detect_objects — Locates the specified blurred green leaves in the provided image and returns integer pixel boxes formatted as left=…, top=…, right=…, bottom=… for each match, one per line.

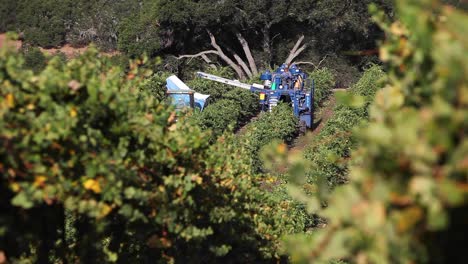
left=0, top=40, right=302, bottom=262
left=282, top=1, right=468, bottom=263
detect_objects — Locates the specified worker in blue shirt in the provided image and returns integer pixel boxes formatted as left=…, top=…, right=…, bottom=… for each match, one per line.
left=281, top=64, right=293, bottom=89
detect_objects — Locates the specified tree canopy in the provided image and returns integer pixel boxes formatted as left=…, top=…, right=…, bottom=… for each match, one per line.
left=1, top=0, right=393, bottom=82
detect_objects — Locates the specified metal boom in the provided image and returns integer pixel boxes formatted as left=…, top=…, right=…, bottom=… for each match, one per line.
left=196, top=72, right=264, bottom=90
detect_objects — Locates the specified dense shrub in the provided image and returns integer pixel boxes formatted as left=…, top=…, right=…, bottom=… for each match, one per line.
left=106, top=54, right=131, bottom=72
left=193, top=99, right=242, bottom=139
left=190, top=67, right=259, bottom=140
left=138, top=73, right=168, bottom=103
left=188, top=67, right=236, bottom=102
left=308, top=67, right=336, bottom=106
left=0, top=0, right=17, bottom=32
left=283, top=1, right=468, bottom=262
left=238, top=103, right=299, bottom=173
left=223, top=89, right=259, bottom=124
left=15, top=0, right=72, bottom=48
left=303, top=65, right=384, bottom=187
left=21, top=47, right=47, bottom=73
left=0, top=46, right=300, bottom=263
left=118, top=15, right=161, bottom=57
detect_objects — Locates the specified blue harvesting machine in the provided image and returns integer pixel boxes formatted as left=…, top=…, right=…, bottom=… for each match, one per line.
left=196, top=63, right=315, bottom=131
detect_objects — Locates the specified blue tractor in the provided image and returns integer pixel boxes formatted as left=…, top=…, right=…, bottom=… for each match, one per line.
left=196, top=63, right=315, bottom=132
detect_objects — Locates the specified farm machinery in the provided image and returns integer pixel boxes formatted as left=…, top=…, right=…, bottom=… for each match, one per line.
left=165, top=63, right=315, bottom=130
left=196, top=64, right=315, bottom=130
left=165, top=75, right=210, bottom=111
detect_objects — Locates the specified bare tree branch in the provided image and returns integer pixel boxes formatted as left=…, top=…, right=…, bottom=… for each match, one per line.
left=271, top=33, right=281, bottom=43
left=316, top=54, right=328, bottom=68
left=177, top=50, right=218, bottom=60
left=233, top=54, right=253, bottom=78
left=285, top=44, right=307, bottom=65
left=176, top=32, right=259, bottom=79
left=291, top=35, right=305, bottom=54
left=285, top=35, right=305, bottom=64
left=236, top=32, right=258, bottom=76
left=225, top=45, right=253, bottom=78
left=201, top=54, right=217, bottom=69
left=208, top=31, right=245, bottom=79
left=295, top=54, right=329, bottom=70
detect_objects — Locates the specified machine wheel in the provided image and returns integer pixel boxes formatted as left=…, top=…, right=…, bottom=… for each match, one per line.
left=299, top=120, right=307, bottom=135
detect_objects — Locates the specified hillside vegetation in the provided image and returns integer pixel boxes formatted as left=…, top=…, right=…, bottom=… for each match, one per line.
left=0, top=0, right=467, bottom=263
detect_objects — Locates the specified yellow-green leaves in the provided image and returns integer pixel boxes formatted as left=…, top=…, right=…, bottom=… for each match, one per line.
left=83, top=179, right=102, bottom=194
left=0, top=39, right=301, bottom=262
left=284, top=1, right=468, bottom=263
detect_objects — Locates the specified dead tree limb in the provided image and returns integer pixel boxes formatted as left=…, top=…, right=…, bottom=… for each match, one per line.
left=177, top=50, right=218, bottom=60
left=225, top=45, right=253, bottom=78
left=176, top=32, right=259, bottom=79
left=233, top=53, right=253, bottom=78
left=285, top=35, right=307, bottom=64
left=201, top=54, right=217, bottom=69
left=295, top=54, right=329, bottom=69
left=208, top=31, right=245, bottom=79
left=290, top=35, right=305, bottom=55
left=236, top=32, right=258, bottom=76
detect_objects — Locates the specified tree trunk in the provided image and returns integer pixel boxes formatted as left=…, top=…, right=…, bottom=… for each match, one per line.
left=208, top=31, right=246, bottom=79
left=201, top=54, right=217, bottom=69
left=262, top=23, right=272, bottom=68
left=285, top=35, right=307, bottom=64
left=236, top=32, right=258, bottom=76
left=233, top=53, right=253, bottom=78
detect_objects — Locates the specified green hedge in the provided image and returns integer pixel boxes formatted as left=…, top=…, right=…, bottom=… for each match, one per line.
left=193, top=99, right=242, bottom=139
left=238, top=103, right=299, bottom=173
left=138, top=73, right=168, bottom=103
left=284, top=2, right=468, bottom=262
left=187, top=68, right=237, bottom=102
left=189, top=68, right=259, bottom=140
left=21, top=47, right=47, bottom=73
left=303, top=65, right=384, bottom=187
left=0, top=46, right=299, bottom=262
left=309, top=67, right=336, bottom=106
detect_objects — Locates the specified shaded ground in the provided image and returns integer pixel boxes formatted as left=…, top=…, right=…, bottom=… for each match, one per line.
left=260, top=90, right=343, bottom=191
left=289, top=88, right=345, bottom=153
left=235, top=114, right=261, bottom=135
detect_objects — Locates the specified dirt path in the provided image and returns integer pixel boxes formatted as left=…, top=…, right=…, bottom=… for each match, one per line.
left=288, top=88, right=345, bottom=153
left=0, top=33, right=22, bottom=50
left=0, top=33, right=118, bottom=58
left=235, top=114, right=261, bottom=135
left=260, top=90, right=344, bottom=190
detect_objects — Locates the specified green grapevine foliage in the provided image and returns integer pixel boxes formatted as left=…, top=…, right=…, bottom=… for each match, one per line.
left=304, top=65, right=384, bottom=187
left=283, top=1, right=468, bottom=263
left=0, top=44, right=299, bottom=263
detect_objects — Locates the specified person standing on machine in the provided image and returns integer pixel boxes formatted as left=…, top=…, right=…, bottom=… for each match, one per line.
left=281, top=64, right=293, bottom=89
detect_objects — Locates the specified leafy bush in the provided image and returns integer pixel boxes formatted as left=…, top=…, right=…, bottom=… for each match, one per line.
left=190, top=67, right=259, bottom=140
left=188, top=67, right=236, bottom=102
left=223, top=89, right=259, bottom=124
left=21, top=47, right=47, bottom=73
left=193, top=99, right=242, bottom=139
left=283, top=1, right=468, bottom=262
left=107, top=54, right=131, bottom=72
left=304, top=65, right=384, bottom=187
left=138, top=73, right=168, bottom=103
left=239, top=103, right=299, bottom=173
left=118, top=15, right=161, bottom=57
left=0, top=45, right=300, bottom=263
left=15, top=0, right=72, bottom=48
left=309, top=67, right=336, bottom=105
left=0, top=0, right=17, bottom=32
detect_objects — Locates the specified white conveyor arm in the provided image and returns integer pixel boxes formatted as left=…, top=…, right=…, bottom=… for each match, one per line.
left=196, top=72, right=252, bottom=90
